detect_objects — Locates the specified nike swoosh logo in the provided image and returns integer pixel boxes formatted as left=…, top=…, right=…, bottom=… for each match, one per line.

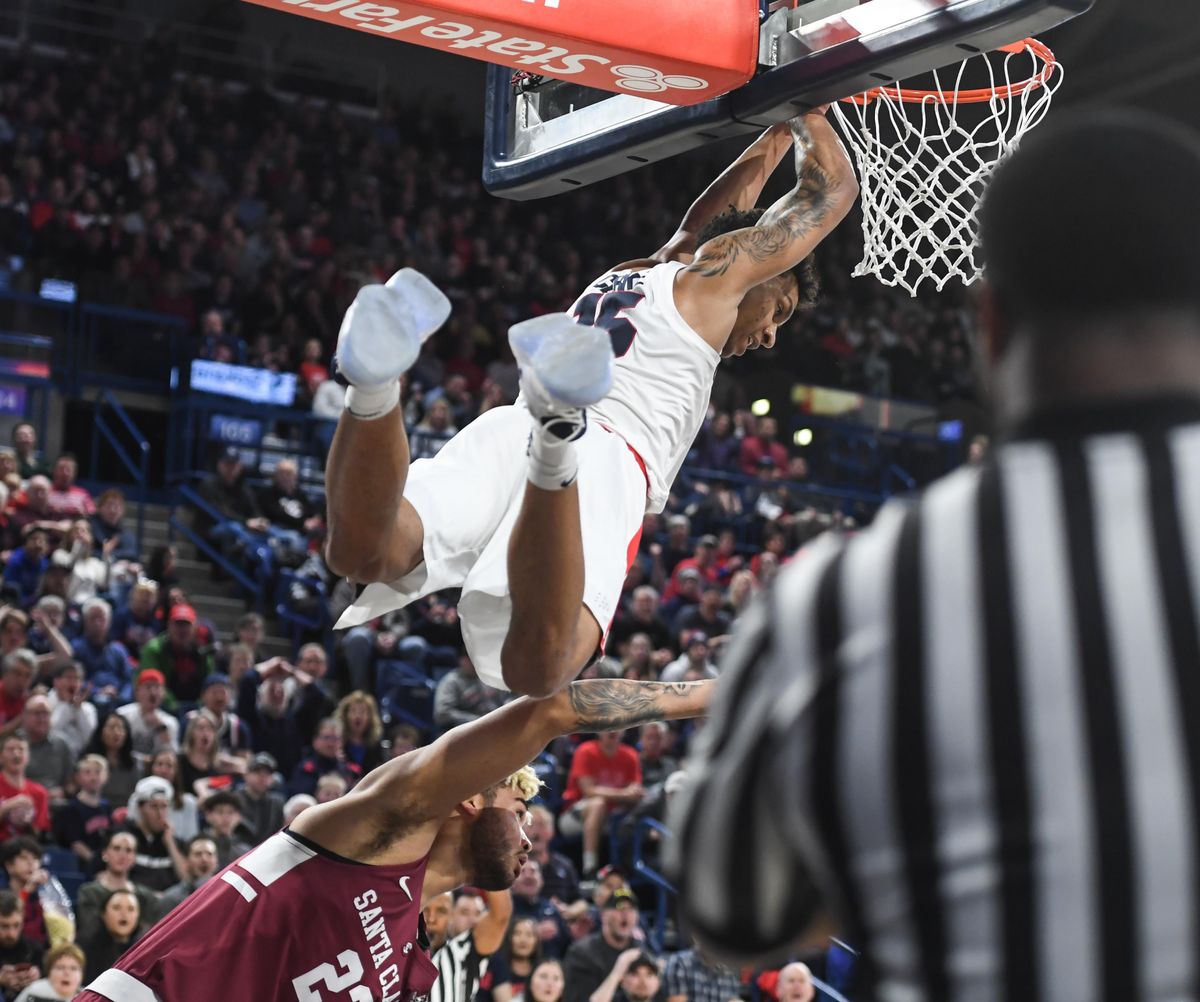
left=398, top=876, right=413, bottom=901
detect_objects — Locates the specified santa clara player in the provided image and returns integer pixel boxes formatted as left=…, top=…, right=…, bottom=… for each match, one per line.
left=79, top=675, right=710, bottom=1002
left=329, top=110, right=857, bottom=699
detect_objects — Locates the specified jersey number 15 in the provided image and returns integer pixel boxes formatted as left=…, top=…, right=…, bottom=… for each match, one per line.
left=573, top=290, right=645, bottom=358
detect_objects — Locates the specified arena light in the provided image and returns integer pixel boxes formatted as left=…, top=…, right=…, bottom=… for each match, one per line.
left=751, top=399, right=771, bottom=417
left=794, top=428, right=814, bottom=447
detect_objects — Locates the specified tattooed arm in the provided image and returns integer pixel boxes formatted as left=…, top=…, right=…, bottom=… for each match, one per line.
left=611, top=125, right=796, bottom=273
left=656, top=124, right=797, bottom=264
left=674, top=111, right=858, bottom=351
left=552, top=678, right=712, bottom=735
left=325, top=678, right=714, bottom=840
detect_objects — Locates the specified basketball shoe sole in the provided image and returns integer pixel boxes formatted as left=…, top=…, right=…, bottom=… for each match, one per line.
left=334, top=268, right=451, bottom=388
left=509, top=313, right=614, bottom=415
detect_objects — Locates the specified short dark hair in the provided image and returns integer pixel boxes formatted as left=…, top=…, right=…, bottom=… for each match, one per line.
left=104, top=829, right=136, bottom=850
left=0, top=890, right=21, bottom=917
left=0, top=837, right=41, bottom=868
left=696, top=207, right=820, bottom=312
left=202, top=791, right=241, bottom=814
left=56, top=661, right=84, bottom=679
left=981, top=109, right=1200, bottom=330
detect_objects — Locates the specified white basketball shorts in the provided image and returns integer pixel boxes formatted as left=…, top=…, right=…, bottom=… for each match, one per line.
left=334, top=404, right=648, bottom=690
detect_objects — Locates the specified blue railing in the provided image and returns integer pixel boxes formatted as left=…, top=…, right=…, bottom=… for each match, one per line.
left=0, top=288, right=185, bottom=396
left=274, top=568, right=332, bottom=657
left=77, top=303, right=185, bottom=396
left=630, top=817, right=676, bottom=953
left=169, top=484, right=260, bottom=598
left=90, top=390, right=150, bottom=555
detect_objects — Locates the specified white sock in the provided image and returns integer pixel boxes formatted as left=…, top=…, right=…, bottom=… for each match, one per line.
left=344, top=381, right=400, bottom=421
left=526, top=423, right=580, bottom=491
left=583, top=851, right=599, bottom=874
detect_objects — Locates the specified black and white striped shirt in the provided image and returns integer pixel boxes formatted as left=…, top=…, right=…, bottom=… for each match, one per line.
left=670, top=399, right=1200, bottom=1002
left=431, top=928, right=488, bottom=1002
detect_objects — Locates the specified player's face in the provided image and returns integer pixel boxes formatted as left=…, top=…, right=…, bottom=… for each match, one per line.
left=724, top=275, right=797, bottom=358
left=466, top=792, right=531, bottom=891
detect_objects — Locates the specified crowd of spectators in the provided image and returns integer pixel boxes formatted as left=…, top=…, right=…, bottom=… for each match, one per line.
left=0, top=27, right=990, bottom=1001
left=0, top=410, right=838, bottom=998
left=0, top=39, right=980, bottom=411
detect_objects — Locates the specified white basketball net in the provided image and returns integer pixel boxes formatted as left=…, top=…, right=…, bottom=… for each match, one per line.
left=831, top=40, right=1062, bottom=296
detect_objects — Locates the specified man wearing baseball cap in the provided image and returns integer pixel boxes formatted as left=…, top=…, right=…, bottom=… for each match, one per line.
left=235, top=753, right=284, bottom=846
left=125, top=776, right=187, bottom=892
left=137, top=604, right=214, bottom=707
left=116, top=669, right=179, bottom=756
left=662, top=534, right=721, bottom=604
left=659, top=632, right=718, bottom=684
left=564, top=888, right=651, bottom=1002
left=591, top=949, right=665, bottom=1002
left=196, top=447, right=270, bottom=558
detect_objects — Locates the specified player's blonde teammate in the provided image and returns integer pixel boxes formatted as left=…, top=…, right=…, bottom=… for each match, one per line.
left=328, top=110, right=857, bottom=698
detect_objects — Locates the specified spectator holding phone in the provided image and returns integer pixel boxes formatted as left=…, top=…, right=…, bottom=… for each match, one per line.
left=0, top=890, right=41, bottom=999
left=12, top=941, right=85, bottom=1002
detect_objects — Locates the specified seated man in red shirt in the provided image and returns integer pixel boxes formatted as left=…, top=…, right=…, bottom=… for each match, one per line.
left=559, top=729, right=644, bottom=877
left=661, top=536, right=721, bottom=605
left=738, top=416, right=789, bottom=477
left=0, top=734, right=50, bottom=842
left=46, top=454, right=96, bottom=519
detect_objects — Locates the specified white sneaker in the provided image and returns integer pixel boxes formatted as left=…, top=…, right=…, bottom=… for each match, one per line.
left=509, top=313, right=614, bottom=415
left=334, top=269, right=451, bottom=388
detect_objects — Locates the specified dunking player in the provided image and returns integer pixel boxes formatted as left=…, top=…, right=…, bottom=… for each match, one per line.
left=329, top=110, right=857, bottom=698
left=79, top=676, right=710, bottom=1002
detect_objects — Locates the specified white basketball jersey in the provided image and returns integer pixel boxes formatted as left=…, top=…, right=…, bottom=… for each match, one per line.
left=569, top=261, right=720, bottom=513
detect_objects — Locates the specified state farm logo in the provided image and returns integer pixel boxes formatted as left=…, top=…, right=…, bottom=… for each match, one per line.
left=611, top=65, right=708, bottom=94
left=275, top=2, right=710, bottom=93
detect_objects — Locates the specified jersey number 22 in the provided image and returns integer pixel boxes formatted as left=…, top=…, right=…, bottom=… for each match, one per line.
left=292, top=950, right=372, bottom=1002
left=573, top=291, right=645, bottom=358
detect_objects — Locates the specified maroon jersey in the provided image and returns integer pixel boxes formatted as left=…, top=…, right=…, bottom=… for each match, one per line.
left=81, top=829, right=438, bottom=1002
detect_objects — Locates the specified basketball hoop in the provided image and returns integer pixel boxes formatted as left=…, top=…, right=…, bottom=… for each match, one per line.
left=831, top=39, right=1062, bottom=296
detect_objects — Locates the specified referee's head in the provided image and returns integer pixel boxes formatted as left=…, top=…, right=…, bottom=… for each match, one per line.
left=979, top=109, right=1200, bottom=420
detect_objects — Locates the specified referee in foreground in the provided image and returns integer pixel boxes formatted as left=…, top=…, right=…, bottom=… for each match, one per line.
left=670, top=110, right=1200, bottom=1002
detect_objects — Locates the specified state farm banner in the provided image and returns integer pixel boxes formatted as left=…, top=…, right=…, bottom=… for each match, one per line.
left=244, top=0, right=759, bottom=105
